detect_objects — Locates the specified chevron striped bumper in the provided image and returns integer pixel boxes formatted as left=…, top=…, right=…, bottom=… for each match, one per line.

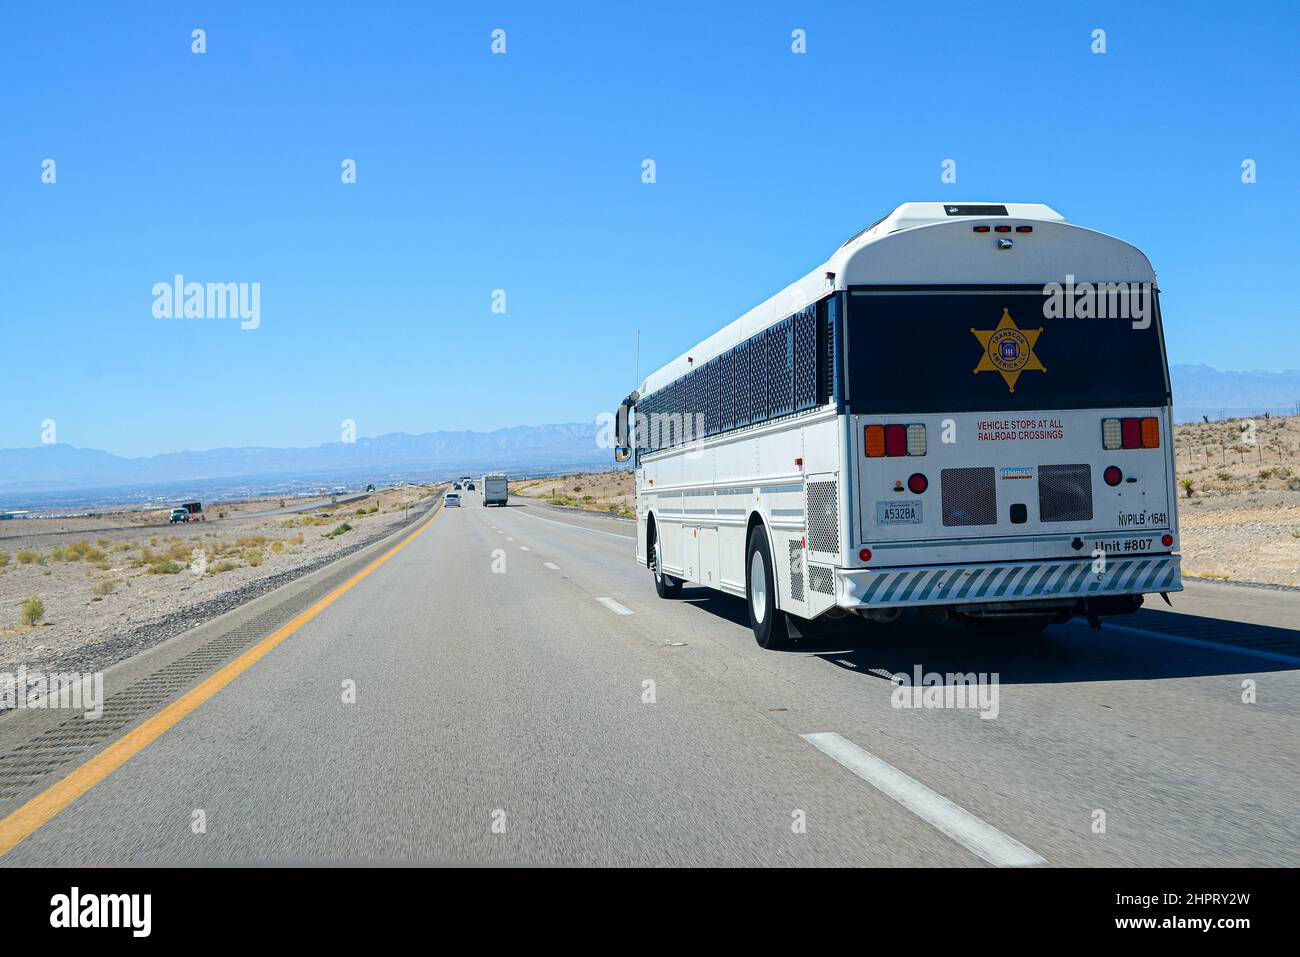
left=841, top=555, right=1182, bottom=609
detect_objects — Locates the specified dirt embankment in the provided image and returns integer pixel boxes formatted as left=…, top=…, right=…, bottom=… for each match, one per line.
left=511, top=472, right=634, bottom=518
left=1172, top=416, right=1300, bottom=585
left=0, top=486, right=440, bottom=673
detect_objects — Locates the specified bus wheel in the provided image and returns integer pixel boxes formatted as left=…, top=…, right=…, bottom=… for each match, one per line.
left=651, top=527, right=681, bottom=598
left=746, top=527, right=791, bottom=650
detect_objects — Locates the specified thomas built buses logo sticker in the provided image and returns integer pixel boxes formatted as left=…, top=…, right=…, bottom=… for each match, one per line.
left=970, top=308, right=1045, bottom=392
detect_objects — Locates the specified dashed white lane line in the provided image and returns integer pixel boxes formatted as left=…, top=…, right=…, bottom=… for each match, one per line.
left=519, top=546, right=531, bottom=551
left=801, top=732, right=1046, bottom=868
left=544, top=562, right=560, bottom=570
left=595, top=597, right=634, bottom=616
left=513, top=507, right=635, bottom=540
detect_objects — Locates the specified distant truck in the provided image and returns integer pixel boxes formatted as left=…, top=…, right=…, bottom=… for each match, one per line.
left=483, top=473, right=508, bottom=507
left=171, top=501, right=204, bottom=523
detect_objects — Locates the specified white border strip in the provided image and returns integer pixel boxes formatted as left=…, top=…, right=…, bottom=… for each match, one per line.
left=802, top=732, right=1046, bottom=868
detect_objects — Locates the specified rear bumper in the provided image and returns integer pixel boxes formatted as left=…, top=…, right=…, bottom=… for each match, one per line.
left=839, top=554, right=1181, bottom=609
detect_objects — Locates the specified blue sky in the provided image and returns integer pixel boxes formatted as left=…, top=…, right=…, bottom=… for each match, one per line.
left=2, top=1, right=1296, bottom=457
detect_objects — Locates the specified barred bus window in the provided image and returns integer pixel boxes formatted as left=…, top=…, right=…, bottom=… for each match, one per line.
left=720, top=348, right=734, bottom=431
left=770, top=316, right=795, bottom=419
left=794, top=304, right=818, bottom=412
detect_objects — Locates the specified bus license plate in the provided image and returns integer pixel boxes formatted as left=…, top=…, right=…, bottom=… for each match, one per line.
left=876, top=500, right=923, bottom=525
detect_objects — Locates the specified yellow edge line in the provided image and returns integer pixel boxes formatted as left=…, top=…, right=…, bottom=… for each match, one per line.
left=0, top=504, right=441, bottom=859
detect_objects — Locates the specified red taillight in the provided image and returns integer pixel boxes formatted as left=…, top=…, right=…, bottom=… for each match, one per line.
left=865, top=423, right=925, bottom=457
left=907, top=473, right=928, bottom=494
left=1161, top=534, right=1174, bottom=547
left=1015, top=225, right=1032, bottom=233
left=1120, top=417, right=1142, bottom=449
left=884, top=424, right=906, bottom=457
left=1104, top=466, right=1123, bottom=486
left=994, top=224, right=1011, bottom=233
left=973, top=225, right=990, bottom=233
left=859, top=548, right=872, bottom=562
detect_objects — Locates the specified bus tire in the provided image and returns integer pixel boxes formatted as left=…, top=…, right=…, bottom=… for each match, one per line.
left=746, top=526, right=791, bottom=650
left=650, top=524, right=681, bottom=598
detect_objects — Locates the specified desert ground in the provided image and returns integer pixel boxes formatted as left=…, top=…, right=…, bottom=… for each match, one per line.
left=512, top=415, right=1300, bottom=587
left=0, top=485, right=439, bottom=676
left=511, top=472, right=635, bottom=518
left=1171, top=414, right=1300, bottom=584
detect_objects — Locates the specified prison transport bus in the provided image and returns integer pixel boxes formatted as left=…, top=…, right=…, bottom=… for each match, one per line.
left=612, top=202, right=1181, bottom=648
left=483, top=472, right=509, bottom=507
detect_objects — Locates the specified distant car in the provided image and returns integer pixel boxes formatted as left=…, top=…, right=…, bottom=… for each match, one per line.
left=169, top=508, right=190, bottom=523
left=445, top=493, right=461, bottom=507
left=467, top=482, right=475, bottom=490
left=365, top=483, right=375, bottom=492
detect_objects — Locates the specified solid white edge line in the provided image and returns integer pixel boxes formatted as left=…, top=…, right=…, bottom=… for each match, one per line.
left=595, top=597, right=634, bottom=616
left=801, top=732, right=1046, bottom=868
left=513, top=507, right=635, bottom=540
left=1100, top=622, right=1300, bottom=667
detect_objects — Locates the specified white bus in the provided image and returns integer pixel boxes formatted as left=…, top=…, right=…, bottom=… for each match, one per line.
left=483, top=472, right=509, bottom=507
left=613, top=202, right=1181, bottom=648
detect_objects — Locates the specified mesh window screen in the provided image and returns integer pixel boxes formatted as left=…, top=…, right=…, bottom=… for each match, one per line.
left=941, top=467, right=997, bottom=526
left=719, top=349, right=734, bottom=432
left=712, top=356, right=722, bottom=436
left=769, top=318, right=794, bottom=418
left=734, top=340, right=752, bottom=427
left=793, top=306, right=818, bottom=411
left=1038, top=464, right=1094, bottom=523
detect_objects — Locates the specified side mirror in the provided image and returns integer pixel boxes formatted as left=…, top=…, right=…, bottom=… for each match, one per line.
left=613, top=398, right=635, bottom=462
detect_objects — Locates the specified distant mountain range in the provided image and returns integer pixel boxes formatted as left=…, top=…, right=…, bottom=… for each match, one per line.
left=0, top=422, right=611, bottom=501
left=0, top=365, right=1296, bottom=505
left=1169, top=365, right=1300, bottom=421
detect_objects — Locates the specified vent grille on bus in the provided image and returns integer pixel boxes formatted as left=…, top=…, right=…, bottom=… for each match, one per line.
left=809, top=565, right=835, bottom=595
left=941, top=467, right=997, bottom=526
left=788, top=540, right=805, bottom=602
left=1038, top=464, right=1094, bottom=523
left=806, top=481, right=839, bottom=554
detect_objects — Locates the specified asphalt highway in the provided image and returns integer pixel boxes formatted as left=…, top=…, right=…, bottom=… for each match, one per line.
left=3, top=493, right=1296, bottom=866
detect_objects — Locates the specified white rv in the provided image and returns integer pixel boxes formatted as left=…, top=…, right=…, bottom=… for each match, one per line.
left=613, top=202, right=1180, bottom=647
left=483, top=473, right=508, bottom=507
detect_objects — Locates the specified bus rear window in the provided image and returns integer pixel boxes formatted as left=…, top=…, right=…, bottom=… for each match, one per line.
left=845, top=288, right=1169, bottom=414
